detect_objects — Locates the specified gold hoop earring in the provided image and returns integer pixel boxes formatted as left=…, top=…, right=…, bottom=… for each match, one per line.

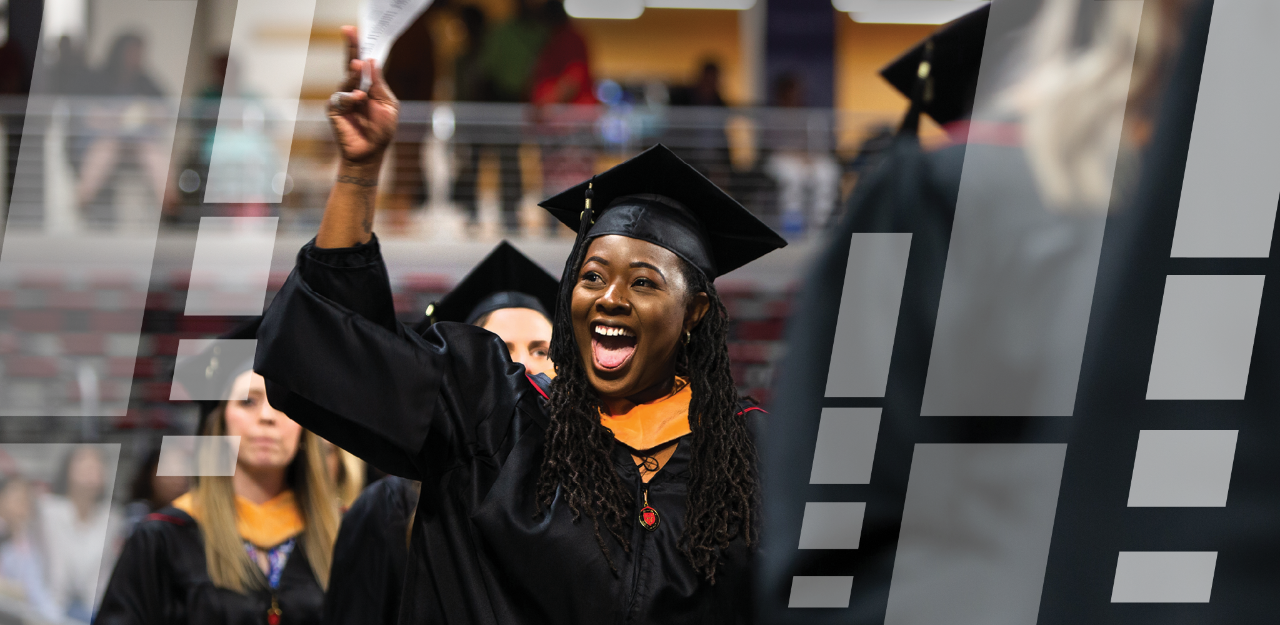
left=683, top=330, right=691, bottom=345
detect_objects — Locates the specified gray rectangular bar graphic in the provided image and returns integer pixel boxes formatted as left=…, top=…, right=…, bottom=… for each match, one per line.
left=1128, top=430, right=1238, bottom=507
left=1146, top=275, right=1264, bottom=400
left=1170, top=0, right=1280, bottom=257
left=789, top=576, right=854, bottom=608
left=884, top=444, right=1067, bottom=625
left=798, top=502, right=867, bottom=549
left=825, top=233, right=912, bottom=397
left=1111, top=552, right=1217, bottom=603
left=810, top=408, right=881, bottom=484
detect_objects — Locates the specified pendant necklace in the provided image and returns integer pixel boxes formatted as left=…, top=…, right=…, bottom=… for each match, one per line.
left=267, top=595, right=282, bottom=625
left=638, top=488, right=660, bottom=531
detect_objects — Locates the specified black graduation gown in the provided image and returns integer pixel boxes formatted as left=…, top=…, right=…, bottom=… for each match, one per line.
left=322, top=476, right=419, bottom=625
left=255, top=237, right=758, bottom=625
left=96, top=508, right=324, bottom=625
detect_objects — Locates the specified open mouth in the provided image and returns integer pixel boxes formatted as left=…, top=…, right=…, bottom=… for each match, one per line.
left=591, top=322, right=637, bottom=371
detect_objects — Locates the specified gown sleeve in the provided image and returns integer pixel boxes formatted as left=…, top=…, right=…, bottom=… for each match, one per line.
left=95, top=520, right=177, bottom=625
left=255, top=236, right=535, bottom=480
left=323, top=477, right=418, bottom=625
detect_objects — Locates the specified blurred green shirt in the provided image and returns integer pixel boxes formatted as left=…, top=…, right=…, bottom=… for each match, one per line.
left=478, top=18, right=550, bottom=102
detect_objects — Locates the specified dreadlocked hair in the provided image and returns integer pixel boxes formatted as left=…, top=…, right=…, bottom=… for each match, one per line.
left=534, top=239, right=759, bottom=583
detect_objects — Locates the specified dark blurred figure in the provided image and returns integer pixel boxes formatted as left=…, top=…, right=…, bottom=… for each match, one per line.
left=454, top=6, right=488, bottom=102
left=0, top=36, right=28, bottom=208
left=666, top=59, right=732, bottom=194
left=122, top=448, right=190, bottom=535
left=75, top=34, right=174, bottom=224
left=455, top=0, right=549, bottom=233
left=765, top=72, right=838, bottom=235
left=531, top=0, right=595, bottom=212
left=382, top=11, right=436, bottom=233
left=669, top=60, right=726, bottom=107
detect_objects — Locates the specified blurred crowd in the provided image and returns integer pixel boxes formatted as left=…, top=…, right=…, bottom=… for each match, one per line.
left=0, top=0, right=888, bottom=240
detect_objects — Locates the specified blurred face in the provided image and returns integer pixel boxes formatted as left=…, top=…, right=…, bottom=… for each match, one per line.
left=223, top=371, right=302, bottom=473
left=150, top=474, right=190, bottom=508
left=0, top=480, right=33, bottom=528
left=67, top=447, right=105, bottom=501
left=572, top=235, right=708, bottom=400
left=482, top=307, right=554, bottom=376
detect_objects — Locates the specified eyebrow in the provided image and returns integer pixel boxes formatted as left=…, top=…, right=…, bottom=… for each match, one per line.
left=584, top=256, right=667, bottom=281
left=630, top=261, right=666, bottom=281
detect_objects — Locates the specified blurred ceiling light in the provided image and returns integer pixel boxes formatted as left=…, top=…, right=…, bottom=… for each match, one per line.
left=833, top=0, right=989, bottom=25
left=566, top=0, right=645, bottom=19
left=645, top=0, right=756, bottom=9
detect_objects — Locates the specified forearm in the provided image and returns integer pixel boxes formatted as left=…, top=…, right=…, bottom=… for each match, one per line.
left=317, top=159, right=383, bottom=249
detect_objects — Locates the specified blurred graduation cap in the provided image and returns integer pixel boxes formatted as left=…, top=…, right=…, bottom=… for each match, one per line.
left=169, top=317, right=261, bottom=427
left=880, top=3, right=989, bottom=126
left=539, top=144, right=786, bottom=280
left=416, top=241, right=559, bottom=332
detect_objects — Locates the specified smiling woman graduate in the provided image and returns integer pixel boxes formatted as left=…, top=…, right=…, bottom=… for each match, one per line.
left=254, top=26, right=785, bottom=625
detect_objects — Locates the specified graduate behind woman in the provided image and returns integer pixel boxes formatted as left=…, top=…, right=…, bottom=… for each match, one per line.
left=256, top=25, right=785, bottom=624
left=322, top=240, right=558, bottom=625
left=98, top=319, right=339, bottom=625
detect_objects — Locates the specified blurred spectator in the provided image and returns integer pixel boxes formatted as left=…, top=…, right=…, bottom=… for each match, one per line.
left=531, top=0, right=596, bottom=208
left=0, top=36, right=28, bottom=209
left=40, top=446, right=122, bottom=622
left=530, top=0, right=593, bottom=106
left=0, top=475, right=62, bottom=623
left=478, top=0, right=550, bottom=104
left=667, top=58, right=732, bottom=190
left=382, top=11, right=436, bottom=231
left=122, top=449, right=189, bottom=535
left=196, top=53, right=281, bottom=215
left=74, top=33, right=176, bottom=224
left=50, top=36, right=90, bottom=96
left=669, top=61, right=726, bottom=107
left=459, top=0, right=549, bottom=232
left=453, top=6, right=489, bottom=102
left=765, top=73, right=839, bottom=236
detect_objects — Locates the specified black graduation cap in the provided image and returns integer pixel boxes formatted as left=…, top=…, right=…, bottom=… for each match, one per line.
left=169, top=317, right=261, bottom=427
left=416, top=241, right=559, bottom=332
left=879, top=3, right=989, bottom=126
left=539, top=144, right=786, bottom=280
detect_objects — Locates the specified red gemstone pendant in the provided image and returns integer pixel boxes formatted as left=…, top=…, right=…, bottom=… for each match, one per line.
left=267, top=596, right=282, bottom=625
left=638, top=489, right=660, bottom=531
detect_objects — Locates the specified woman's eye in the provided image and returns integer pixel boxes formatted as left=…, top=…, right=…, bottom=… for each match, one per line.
left=532, top=348, right=549, bottom=358
left=634, top=277, right=656, bottom=289
left=581, top=271, right=601, bottom=283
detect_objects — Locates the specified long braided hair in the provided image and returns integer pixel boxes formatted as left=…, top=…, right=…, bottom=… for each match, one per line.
left=534, top=230, right=759, bottom=583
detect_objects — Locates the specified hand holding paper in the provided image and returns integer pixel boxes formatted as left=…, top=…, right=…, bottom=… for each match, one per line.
left=357, top=0, right=434, bottom=90
left=328, top=26, right=400, bottom=165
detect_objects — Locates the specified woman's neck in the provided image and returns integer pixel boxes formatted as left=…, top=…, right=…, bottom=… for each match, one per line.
left=232, top=465, right=287, bottom=505
left=602, top=376, right=676, bottom=415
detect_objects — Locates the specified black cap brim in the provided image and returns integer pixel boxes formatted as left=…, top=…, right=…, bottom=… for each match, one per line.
left=416, top=241, right=559, bottom=333
left=538, top=144, right=786, bottom=278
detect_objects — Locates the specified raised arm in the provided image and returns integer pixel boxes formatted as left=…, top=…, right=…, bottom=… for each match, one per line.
left=317, top=25, right=400, bottom=249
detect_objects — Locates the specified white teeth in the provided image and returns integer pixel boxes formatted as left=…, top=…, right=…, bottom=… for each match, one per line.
left=594, top=325, right=634, bottom=338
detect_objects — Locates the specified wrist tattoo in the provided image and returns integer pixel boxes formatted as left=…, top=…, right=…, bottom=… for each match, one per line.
left=336, top=175, right=379, bottom=187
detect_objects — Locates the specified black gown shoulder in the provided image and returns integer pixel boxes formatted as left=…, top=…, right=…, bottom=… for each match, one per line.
left=97, top=508, right=324, bottom=625
left=255, top=237, right=762, bottom=625
left=323, top=476, right=420, bottom=625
